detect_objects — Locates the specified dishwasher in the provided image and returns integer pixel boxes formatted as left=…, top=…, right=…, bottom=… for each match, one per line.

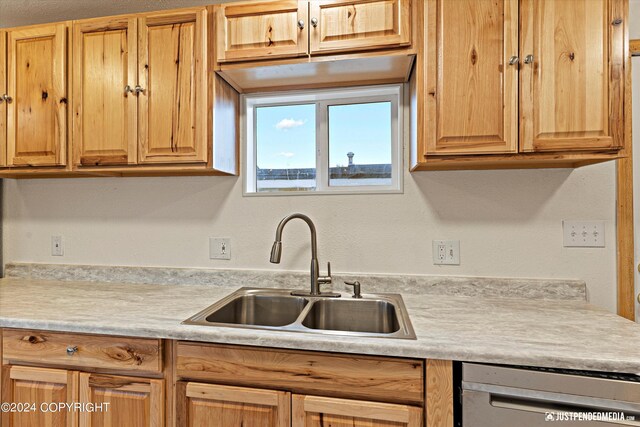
left=462, top=363, right=640, bottom=426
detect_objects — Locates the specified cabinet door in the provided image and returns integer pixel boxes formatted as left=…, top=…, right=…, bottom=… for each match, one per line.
left=79, top=373, right=163, bottom=427
left=72, top=16, right=137, bottom=166
left=215, top=1, right=308, bottom=63
left=425, top=0, right=518, bottom=155
left=292, top=394, right=422, bottom=427
left=520, top=0, right=625, bottom=152
left=177, top=382, right=290, bottom=427
left=0, top=31, right=6, bottom=167
left=6, top=23, right=67, bottom=166
left=309, top=0, right=411, bottom=55
left=138, top=9, right=207, bottom=164
left=3, top=366, right=78, bottom=427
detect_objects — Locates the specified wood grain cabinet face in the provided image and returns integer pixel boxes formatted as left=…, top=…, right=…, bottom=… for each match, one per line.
left=425, top=0, right=518, bottom=155
left=215, top=1, right=309, bottom=62
left=138, top=9, right=207, bottom=164
left=520, top=0, right=625, bottom=152
left=0, top=31, right=6, bottom=167
left=6, top=24, right=67, bottom=167
left=177, top=382, right=291, bottom=427
left=309, top=0, right=412, bottom=55
left=79, top=373, right=164, bottom=427
left=292, top=395, right=423, bottom=427
left=72, top=17, right=138, bottom=166
left=3, top=366, right=78, bottom=427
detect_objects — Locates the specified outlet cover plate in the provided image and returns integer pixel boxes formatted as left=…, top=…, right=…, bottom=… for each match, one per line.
left=432, top=240, right=460, bottom=265
left=210, top=237, right=231, bottom=260
left=562, top=221, right=605, bottom=248
left=51, top=236, right=64, bottom=256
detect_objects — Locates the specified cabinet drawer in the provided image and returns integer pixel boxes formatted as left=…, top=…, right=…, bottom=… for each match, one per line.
left=2, top=329, right=162, bottom=373
left=176, top=342, right=424, bottom=405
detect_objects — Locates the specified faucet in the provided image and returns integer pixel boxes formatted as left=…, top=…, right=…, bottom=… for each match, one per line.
left=270, top=213, right=340, bottom=297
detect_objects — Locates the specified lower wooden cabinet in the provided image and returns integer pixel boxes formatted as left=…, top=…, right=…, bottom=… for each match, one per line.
left=292, top=394, right=423, bottom=427
left=1, top=365, right=164, bottom=427
left=177, top=382, right=290, bottom=427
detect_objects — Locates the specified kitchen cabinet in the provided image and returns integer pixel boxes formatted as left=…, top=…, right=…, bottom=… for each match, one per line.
left=215, top=0, right=411, bottom=63
left=73, top=8, right=208, bottom=167
left=0, top=31, right=6, bottom=167
left=292, top=394, right=422, bottom=427
left=79, top=373, right=164, bottom=427
left=177, top=382, right=290, bottom=427
left=411, top=0, right=628, bottom=170
left=3, top=23, right=67, bottom=167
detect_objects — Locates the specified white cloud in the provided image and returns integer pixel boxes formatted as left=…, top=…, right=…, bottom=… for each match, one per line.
left=277, top=152, right=295, bottom=158
left=275, top=118, right=306, bottom=130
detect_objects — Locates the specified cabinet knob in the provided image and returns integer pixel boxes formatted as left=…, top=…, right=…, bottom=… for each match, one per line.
left=124, top=85, right=134, bottom=95
left=311, top=17, right=318, bottom=28
left=508, top=55, right=519, bottom=66
left=298, top=20, right=305, bottom=29
left=134, top=85, right=145, bottom=95
left=524, top=54, right=534, bottom=65
left=1, top=94, right=12, bottom=103
left=66, top=345, right=78, bottom=356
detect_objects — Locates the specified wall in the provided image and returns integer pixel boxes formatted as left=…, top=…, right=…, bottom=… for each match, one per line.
left=0, top=0, right=618, bottom=312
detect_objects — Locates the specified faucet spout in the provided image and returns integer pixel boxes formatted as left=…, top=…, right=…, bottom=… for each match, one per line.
left=269, top=213, right=339, bottom=298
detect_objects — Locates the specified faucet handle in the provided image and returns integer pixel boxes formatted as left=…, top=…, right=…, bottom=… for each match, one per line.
left=327, top=262, right=331, bottom=277
left=344, top=281, right=362, bottom=298
left=318, top=262, right=332, bottom=284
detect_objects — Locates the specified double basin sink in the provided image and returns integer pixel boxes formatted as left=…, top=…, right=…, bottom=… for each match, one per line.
left=183, top=287, right=416, bottom=339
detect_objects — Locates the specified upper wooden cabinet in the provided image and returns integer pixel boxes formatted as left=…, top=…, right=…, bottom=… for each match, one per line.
left=425, top=0, right=518, bottom=155
left=5, top=23, right=67, bottom=167
left=216, top=1, right=308, bottom=62
left=519, top=0, right=625, bottom=152
left=215, top=0, right=412, bottom=63
left=309, top=0, right=412, bottom=55
left=0, top=31, right=6, bottom=167
left=138, top=9, right=207, bottom=164
left=411, top=0, right=628, bottom=170
left=73, top=16, right=138, bottom=166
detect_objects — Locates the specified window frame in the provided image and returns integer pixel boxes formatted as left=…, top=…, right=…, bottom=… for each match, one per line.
left=242, top=84, right=404, bottom=196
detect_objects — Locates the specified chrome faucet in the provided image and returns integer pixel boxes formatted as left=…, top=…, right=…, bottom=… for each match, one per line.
left=270, top=213, right=340, bottom=297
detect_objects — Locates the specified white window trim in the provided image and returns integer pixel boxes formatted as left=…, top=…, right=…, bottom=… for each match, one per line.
left=242, top=84, right=404, bottom=196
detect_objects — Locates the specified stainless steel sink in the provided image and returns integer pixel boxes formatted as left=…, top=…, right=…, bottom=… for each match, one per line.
left=183, top=287, right=416, bottom=339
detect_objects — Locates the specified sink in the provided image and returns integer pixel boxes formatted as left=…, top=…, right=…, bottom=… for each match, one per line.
left=183, top=287, right=416, bottom=340
left=302, top=299, right=400, bottom=334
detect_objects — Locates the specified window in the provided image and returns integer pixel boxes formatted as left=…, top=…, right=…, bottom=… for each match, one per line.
left=244, top=85, right=403, bottom=195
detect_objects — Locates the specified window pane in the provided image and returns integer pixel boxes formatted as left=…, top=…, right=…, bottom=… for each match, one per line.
left=328, top=102, right=392, bottom=187
left=256, top=104, right=316, bottom=192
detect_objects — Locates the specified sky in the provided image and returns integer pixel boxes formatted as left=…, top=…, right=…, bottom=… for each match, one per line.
left=256, top=102, right=392, bottom=170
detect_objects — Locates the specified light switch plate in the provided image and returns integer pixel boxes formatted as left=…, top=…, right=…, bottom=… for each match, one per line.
left=210, top=237, right=231, bottom=260
left=432, top=240, right=460, bottom=265
left=562, top=221, right=605, bottom=247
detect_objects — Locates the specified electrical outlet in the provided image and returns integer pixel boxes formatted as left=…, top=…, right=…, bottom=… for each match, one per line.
left=432, top=240, right=460, bottom=265
left=210, top=237, right=231, bottom=260
left=51, top=236, right=64, bottom=256
left=563, top=221, right=605, bottom=247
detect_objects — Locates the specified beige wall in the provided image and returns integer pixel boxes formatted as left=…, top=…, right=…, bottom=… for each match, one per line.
left=1, top=0, right=619, bottom=312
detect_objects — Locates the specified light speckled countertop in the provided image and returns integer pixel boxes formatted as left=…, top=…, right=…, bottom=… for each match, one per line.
left=0, top=277, right=639, bottom=375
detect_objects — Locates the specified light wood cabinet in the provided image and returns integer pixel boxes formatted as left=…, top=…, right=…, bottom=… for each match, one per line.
left=2, top=366, right=78, bottom=427
left=5, top=23, right=67, bottom=167
left=72, top=16, right=138, bottom=166
left=177, top=382, right=290, bottom=427
left=79, top=373, right=164, bottom=427
left=309, top=0, right=412, bottom=55
left=519, top=0, right=625, bottom=152
left=215, top=1, right=308, bottom=63
left=138, top=9, right=207, bottom=164
left=411, top=0, right=628, bottom=170
left=292, top=394, right=422, bottom=427
left=0, top=31, right=6, bottom=167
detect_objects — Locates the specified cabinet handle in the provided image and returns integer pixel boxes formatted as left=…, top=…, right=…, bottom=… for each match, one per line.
left=297, top=19, right=305, bottom=29
left=66, top=345, right=78, bottom=356
left=134, top=85, right=145, bottom=95
left=524, top=54, right=534, bottom=65
left=1, top=94, right=12, bottom=103
left=311, top=17, right=318, bottom=28
left=124, top=85, right=134, bottom=95
left=508, top=55, right=519, bottom=66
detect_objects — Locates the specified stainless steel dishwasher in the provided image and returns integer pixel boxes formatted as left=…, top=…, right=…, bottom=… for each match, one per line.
left=462, top=363, right=640, bottom=426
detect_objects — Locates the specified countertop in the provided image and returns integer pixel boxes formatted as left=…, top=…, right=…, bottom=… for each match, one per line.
left=0, top=277, right=639, bottom=375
